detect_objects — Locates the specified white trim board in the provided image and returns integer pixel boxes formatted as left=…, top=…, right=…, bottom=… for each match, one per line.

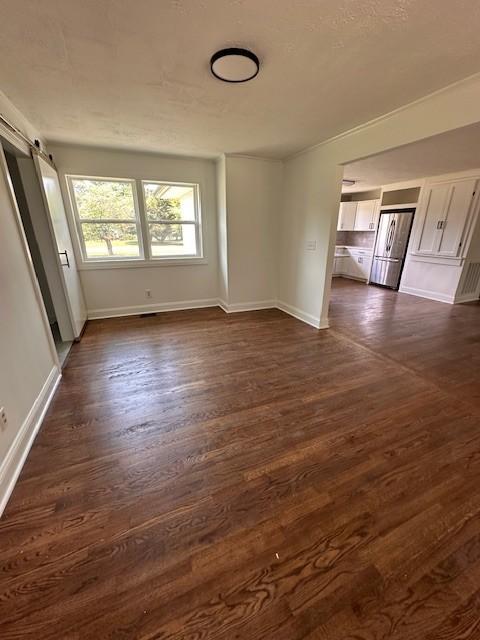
left=88, top=298, right=219, bottom=319
left=216, top=298, right=326, bottom=328
left=288, top=71, right=480, bottom=160
left=455, top=293, right=480, bottom=304
left=219, top=299, right=276, bottom=313
left=276, top=300, right=327, bottom=329
left=88, top=297, right=328, bottom=330
left=0, top=366, right=61, bottom=518
left=399, top=285, right=455, bottom=304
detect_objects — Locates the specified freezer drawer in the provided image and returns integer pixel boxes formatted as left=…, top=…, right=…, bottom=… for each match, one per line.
left=370, top=257, right=403, bottom=288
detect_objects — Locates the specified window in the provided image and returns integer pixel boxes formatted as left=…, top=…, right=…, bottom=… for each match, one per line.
left=143, top=182, right=201, bottom=258
left=68, top=177, right=142, bottom=260
left=67, top=176, right=202, bottom=264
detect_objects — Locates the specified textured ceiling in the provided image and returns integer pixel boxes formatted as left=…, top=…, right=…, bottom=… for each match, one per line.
left=343, top=122, right=480, bottom=192
left=1, top=0, right=480, bottom=158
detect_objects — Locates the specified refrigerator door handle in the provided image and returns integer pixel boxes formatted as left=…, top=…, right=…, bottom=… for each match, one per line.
left=386, top=219, right=396, bottom=253
left=374, top=257, right=400, bottom=262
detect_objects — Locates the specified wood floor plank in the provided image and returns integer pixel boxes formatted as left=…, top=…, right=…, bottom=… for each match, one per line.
left=0, top=281, right=479, bottom=639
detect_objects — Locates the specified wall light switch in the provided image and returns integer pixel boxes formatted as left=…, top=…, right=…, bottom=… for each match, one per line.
left=306, top=240, right=317, bottom=251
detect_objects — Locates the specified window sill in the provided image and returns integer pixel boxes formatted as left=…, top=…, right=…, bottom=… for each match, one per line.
left=77, top=257, right=208, bottom=270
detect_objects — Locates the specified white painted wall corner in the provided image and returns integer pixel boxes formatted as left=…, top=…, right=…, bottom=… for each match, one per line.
left=0, top=366, right=61, bottom=517
left=276, top=300, right=327, bottom=329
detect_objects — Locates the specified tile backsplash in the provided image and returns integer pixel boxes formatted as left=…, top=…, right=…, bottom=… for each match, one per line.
left=336, top=231, right=375, bottom=248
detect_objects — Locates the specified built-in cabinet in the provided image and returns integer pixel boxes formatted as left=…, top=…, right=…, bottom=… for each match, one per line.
left=354, top=200, right=380, bottom=231
left=333, top=247, right=372, bottom=281
left=337, top=201, right=357, bottom=230
left=337, top=199, right=379, bottom=231
left=414, top=177, right=478, bottom=258
left=400, top=172, right=480, bottom=305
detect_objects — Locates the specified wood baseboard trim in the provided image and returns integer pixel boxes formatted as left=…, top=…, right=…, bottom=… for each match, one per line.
left=0, top=366, right=61, bottom=518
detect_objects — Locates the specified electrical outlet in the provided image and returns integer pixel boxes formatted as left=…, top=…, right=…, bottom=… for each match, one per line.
left=0, top=407, right=7, bottom=431
left=145, top=289, right=152, bottom=299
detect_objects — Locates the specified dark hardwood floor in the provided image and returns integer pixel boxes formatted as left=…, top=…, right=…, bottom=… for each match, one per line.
left=1, top=279, right=479, bottom=639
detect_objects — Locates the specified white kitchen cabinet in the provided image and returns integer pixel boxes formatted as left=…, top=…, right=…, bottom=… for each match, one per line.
left=348, top=250, right=372, bottom=280
left=335, top=256, right=349, bottom=274
left=354, top=200, right=379, bottom=231
left=337, top=201, right=357, bottom=231
left=334, top=247, right=372, bottom=281
left=415, top=178, right=477, bottom=257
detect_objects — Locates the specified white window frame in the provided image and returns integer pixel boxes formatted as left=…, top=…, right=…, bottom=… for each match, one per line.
left=66, top=175, right=144, bottom=263
left=66, top=174, right=205, bottom=269
left=141, top=180, right=203, bottom=262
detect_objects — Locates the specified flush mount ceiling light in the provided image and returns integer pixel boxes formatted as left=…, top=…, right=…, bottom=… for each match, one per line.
left=210, top=48, right=260, bottom=83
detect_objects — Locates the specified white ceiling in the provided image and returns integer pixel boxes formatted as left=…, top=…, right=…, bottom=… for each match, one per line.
left=1, top=0, right=480, bottom=158
left=343, top=122, right=480, bottom=192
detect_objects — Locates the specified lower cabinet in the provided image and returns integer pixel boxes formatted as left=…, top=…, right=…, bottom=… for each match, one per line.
left=334, top=249, right=372, bottom=281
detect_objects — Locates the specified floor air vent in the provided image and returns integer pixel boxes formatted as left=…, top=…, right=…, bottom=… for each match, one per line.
left=461, top=262, right=480, bottom=295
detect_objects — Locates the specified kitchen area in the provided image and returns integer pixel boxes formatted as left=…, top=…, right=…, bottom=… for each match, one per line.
left=334, top=185, right=420, bottom=290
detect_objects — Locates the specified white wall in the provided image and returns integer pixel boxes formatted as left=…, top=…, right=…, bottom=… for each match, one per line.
left=49, top=145, right=219, bottom=317
left=279, top=74, right=480, bottom=327
left=278, top=154, right=342, bottom=327
left=0, top=145, right=58, bottom=482
left=0, top=90, right=59, bottom=511
left=223, top=156, right=282, bottom=307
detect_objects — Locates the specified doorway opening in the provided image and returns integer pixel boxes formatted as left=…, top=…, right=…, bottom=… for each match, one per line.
left=4, top=148, right=73, bottom=365
left=330, top=122, right=480, bottom=330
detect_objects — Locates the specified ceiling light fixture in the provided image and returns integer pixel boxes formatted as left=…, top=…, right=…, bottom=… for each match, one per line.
left=210, top=48, right=260, bottom=83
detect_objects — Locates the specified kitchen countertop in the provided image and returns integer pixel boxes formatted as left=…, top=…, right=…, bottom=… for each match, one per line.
left=335, top=245, right=374, bottom=257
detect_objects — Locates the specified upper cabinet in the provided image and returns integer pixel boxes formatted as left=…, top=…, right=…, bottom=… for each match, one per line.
left=337, top=199, right=380, bottom=231
left=354, top=200, right=379, bottom=231
left=415, top=178, right=478, bottom=258
left=337, top=201, right=357, bottom=230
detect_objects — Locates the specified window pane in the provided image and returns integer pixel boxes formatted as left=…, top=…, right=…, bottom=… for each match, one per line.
left=143, top=183, right=196, bottom=222
left=81, top=223, right=140, bottom=258
left=149, top=223, right=197, bottom=257
left=72, top=179, right=136, bottom=220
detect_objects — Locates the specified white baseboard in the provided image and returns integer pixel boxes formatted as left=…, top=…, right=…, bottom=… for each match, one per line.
left=219, top=298, right=327, bottom=328
left=219, top=299, right=276, bottom=313
left=455, top=293, right=480, bottom=304
left=88, top=298, right=219, bottom=320
left=0, top=366, right=61, bottom=518
left=399, top=285, right=455, bottom=304
left=89, top=296, right=327, bottom=329
left=276, top=300, right=328, bottom=329
left=217, top=299, right=229, bottom=313
left=336, top=275, right=368, bottom=283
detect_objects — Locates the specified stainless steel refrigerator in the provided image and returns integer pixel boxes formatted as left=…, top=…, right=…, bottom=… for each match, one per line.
left=370, top=208, right=415, bottom=289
